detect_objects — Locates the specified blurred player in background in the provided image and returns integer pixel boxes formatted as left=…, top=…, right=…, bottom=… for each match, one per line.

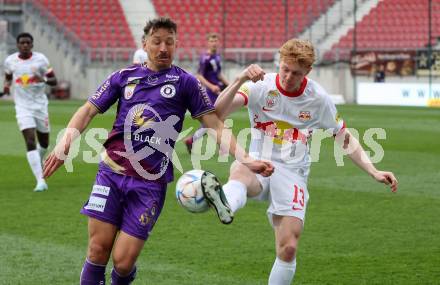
left=184, top=32, right=229, bottom=152
left=43, top=17, right=273, bottom=285
left=213, top=39, right=398, bottom=284
left=3, top=32, right=57, bottom=192
left=132, top=34, right=148, bottom=64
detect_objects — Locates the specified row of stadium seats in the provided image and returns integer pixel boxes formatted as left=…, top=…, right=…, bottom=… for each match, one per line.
left=35, top=0, right=136, bottom=60
left=26, top=0, right=438, bottom=63
left=327, top=0, right=440, bottom=60
left=153, top=0, right=334, bottom=58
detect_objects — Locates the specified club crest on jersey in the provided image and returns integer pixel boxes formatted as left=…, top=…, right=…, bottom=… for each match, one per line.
left=124, top=83, right=136, bottom=100
left=264, top=90, right=280, bottom=110
left=298, top=111, right=311, bottom=122
left=160, top=84, right=176, bottom=98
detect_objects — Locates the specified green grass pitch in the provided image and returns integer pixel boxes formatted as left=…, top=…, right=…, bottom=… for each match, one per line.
left=0, top=100, right=439, bottom=284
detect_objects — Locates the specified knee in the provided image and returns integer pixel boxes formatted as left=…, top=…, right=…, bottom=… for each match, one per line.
left=278, top=243, right=297, bottom=262
left=112, top=254, right=136, bottom=276
left=25, top=139, right=37, bottom=151
left=229, top=161, right=249, bottom=181
left=87, top=242, right=112, bottom=265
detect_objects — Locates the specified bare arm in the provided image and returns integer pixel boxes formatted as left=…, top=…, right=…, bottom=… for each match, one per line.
left=43, top=101, right=100, bottom=178
left=199, top=112, right=274, bottom=177
left=335, top=129, right=398, bottom=192
left=215, top=64, right=265, bottom=120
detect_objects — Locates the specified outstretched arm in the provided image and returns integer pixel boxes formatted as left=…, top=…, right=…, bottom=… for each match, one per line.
left=199, top=112, right=274, bottom=177
left=335, top=129, right=398, bottom=192
left=43, top=101, right=99, bottom=178
left=215, top=64, right=265, bottom=120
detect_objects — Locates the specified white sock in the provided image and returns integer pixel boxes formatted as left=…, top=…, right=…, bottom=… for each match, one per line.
left=37, top=145, right=47, bottom=162
left=26, top=150, right=44, bottom=183
left=193, top=127, right=207, bottom=142
left=222, top=180, right=247, bottom=213
left=268, top=257, right=297, bottom=285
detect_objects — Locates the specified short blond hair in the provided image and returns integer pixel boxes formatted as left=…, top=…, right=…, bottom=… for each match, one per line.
left=279, top=39, right=315, bottom=68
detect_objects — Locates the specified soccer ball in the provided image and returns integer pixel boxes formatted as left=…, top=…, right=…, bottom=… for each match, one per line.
left=175, top=169, right=209, bottom=213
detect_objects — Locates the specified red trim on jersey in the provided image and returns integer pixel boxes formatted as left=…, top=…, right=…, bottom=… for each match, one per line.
left=276, top=74, right=307, bottom=97
left=334, top=121, right=346, bottom=137
left=237, top=91, right=248, bottom=106
left=18, top=52, right=33, bottom=60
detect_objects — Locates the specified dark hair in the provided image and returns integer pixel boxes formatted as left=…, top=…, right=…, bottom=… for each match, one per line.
left=143, top=17, right=177, bottom=36
left=16, top=32, right=33, bottom=43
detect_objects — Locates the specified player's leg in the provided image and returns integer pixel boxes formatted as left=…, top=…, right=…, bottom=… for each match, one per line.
left=111, top=232, right=144, bottom=284
left=35, top=107, right=50, bottom=162
left=223, top=160, right=263, bottom=212
left=110, top=178, right=167, bottom=284
left=21, top=128, right=37, bottom=151
left=36, top=131, right=49, bottom=162
left=268, top=215, right=303, bottom=285
left=80, top=217, right=118, bottom=285
left=267, top=168, right=309, bottom=285
left=21, top=127, right=47, bottom=191
left=80, top=170, right=125, bottom=284
left=201, top=161, right=264, bottom=224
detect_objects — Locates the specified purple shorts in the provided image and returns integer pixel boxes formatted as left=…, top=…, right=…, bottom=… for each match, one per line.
left=80, top=170, right=167, bottom=240
left=206, top=89, right=218, bottom=104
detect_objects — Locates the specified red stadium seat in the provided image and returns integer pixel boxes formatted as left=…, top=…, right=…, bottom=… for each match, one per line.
left=330, top=0, right=439, bottom=59
left=34, top=0, right=136, bottom=61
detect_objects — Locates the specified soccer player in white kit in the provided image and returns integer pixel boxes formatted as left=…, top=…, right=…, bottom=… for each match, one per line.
left=211, top=39, right=398, bottom=284
left=132, top=34, right=148, bottom=64
left=3, top=32, right=57, bottom=192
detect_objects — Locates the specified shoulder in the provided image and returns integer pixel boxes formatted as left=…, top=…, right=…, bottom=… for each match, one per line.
left=4, top=52, right=18, bottom=64
left=33, top=52, right=49, bottom=62
left=199, top=53, right=209, bottom=61
left=113, top=64, right=146, bottom=82
left=304, top=77, right=331, bottom=103
left=172, top=66, right=198, bottom=84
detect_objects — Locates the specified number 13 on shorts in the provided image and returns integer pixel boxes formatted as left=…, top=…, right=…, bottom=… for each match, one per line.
left=292, top=185, right=305, bottom=211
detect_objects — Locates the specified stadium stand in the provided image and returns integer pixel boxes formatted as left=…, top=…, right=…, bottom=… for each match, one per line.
left=34, top=0, right=136, bottom=60
left=152, top=0, right=334, bottom=59
left=327, top=0, right=440, bottom=60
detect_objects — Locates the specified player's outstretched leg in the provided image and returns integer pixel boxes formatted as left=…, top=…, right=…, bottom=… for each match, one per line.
left=201, top=171, right=233, bottom=224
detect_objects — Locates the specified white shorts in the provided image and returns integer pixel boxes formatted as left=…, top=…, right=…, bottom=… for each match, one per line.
left=15, top=105, right=50, bottom=133
left=253, top=161, right=310, bottom=224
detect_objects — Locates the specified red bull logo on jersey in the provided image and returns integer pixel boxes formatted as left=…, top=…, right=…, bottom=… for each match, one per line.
left=298, top=111, right=311, bottom=122
left=15, top=74, right=39, bottom=87
left=253, top=115, right=308, bottom=145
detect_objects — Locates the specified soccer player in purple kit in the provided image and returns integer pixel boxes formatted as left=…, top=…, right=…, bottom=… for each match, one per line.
left=184, top=32, right=229, bottom=152
left=43, top=17, right=273, bottom=285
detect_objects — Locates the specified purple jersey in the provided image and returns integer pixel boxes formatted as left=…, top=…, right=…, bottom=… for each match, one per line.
left=198, top=52, right=224, bottom=100
left=89, top=64, right=214, bottom=183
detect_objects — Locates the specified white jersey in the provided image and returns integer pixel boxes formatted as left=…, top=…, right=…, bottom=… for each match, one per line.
left=132, top=49, right=148, bottom=64
left=238, top=73, right=345, bottom=173
left=4, top=52, right=52, bottom=109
